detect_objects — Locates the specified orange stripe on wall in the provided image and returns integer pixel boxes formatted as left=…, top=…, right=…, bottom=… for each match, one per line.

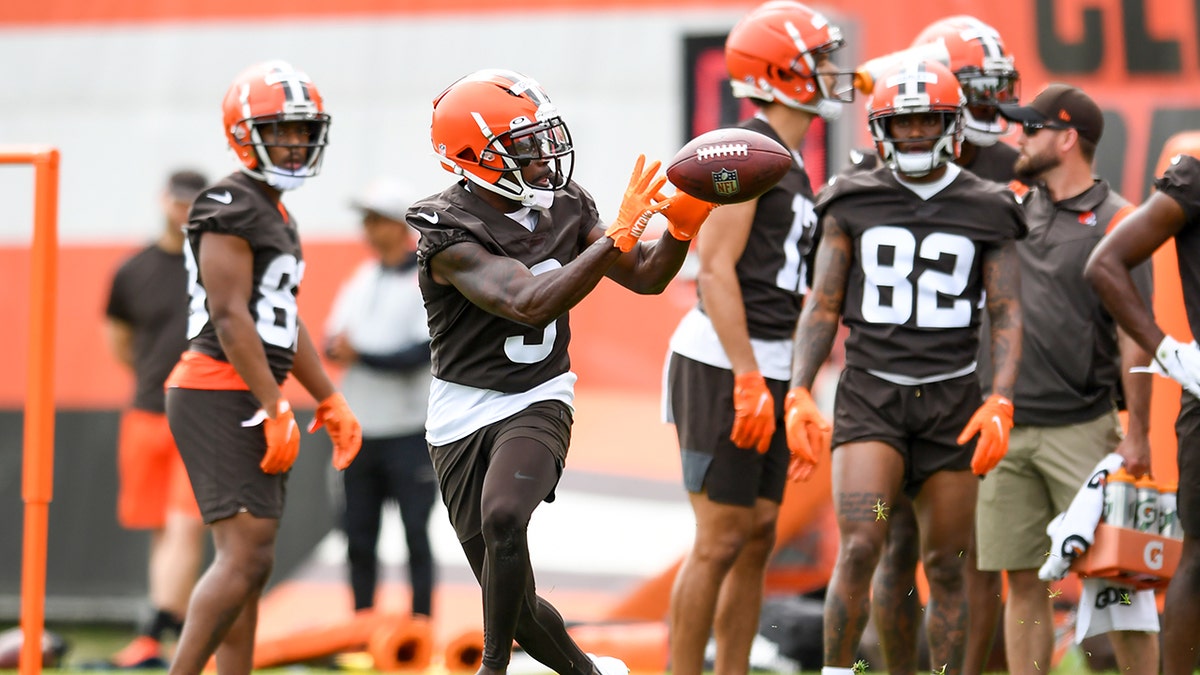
left=0, top=241, right=693, bottom=409
left=0, top=0, right=745, bottom=26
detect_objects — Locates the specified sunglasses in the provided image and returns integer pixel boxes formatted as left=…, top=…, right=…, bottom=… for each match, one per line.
left=1022, top=121, right=1072, bottom=136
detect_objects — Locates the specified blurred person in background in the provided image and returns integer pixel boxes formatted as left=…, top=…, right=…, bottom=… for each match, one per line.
left=163, top=60, right=361, bottom=675
left=325, top=177, right=438, bottom=617
left=103, top=168, right=208, bottom=669
left=662, top=2, right=853, bottom=674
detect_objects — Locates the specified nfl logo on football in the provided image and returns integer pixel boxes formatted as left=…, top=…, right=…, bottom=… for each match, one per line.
left=711, top=168, right=740, bottom=199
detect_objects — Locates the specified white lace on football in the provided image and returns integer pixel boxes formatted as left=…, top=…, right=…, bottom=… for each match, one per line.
left=695, top=143, right=750, bottom=161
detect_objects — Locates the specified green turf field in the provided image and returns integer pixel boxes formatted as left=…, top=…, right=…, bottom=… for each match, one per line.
left=12, top=622, right=1120, bottom=675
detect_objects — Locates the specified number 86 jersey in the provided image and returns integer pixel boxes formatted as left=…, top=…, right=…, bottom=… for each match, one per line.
left=181, top=172, right=305, bottom=385
left=817, top=165, right=1026, bottom=380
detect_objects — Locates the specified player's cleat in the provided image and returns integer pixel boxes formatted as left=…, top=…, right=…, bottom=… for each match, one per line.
left=106, top=636, right=168, bottom=669
left=588, top=653, right=630, bottom=675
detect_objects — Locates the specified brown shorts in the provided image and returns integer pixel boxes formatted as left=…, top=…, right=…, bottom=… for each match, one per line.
left=832, top=367, right=979, bottom=497
left=429, top=400, right=572, bottom=543
left=1175, top=393, right=1200, bottom=538
left=165, top=387, right=287, bottom=524
left=116, top=409, right=201, bottom=529
left=665, top=353, right=788, bottom=506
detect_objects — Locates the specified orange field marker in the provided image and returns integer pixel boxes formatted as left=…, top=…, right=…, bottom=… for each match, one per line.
left=4, top=146, right=60, bottom=675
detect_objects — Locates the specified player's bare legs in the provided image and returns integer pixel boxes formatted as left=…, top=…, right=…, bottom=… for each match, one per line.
left=1162, top=534, right=1200, bottom=675
left=913, top=471, right=975, bottom=675
left=713, top=497, right=777, bottom=675
left=670, top=495, right=777, bottom=675
left=1002, top=568, right=1051, bottom=675
left=1107, top=629, right=1159, bottom=675
left=824, top=440, right=904, bottom=666
left=168, top=512, right=277, bottom=675
left=871, top=488, right=1000, bottom=675
left=962, top=544, right=1002, bottom=675
left=871, top=495, right=920, bottom=675
left=150, top=511, right=205, bottom=623
left=213, top=589, right=260, bottom=674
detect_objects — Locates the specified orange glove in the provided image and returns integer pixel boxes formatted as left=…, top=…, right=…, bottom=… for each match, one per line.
left=957, top=394, right=1015, bottom=476
left=784, top=387, right=831, bottom=482
left=308, top=392, right=363, bottom=470
left=260, top=399, right=300, bottom=474
left=605, top=154, right=669, bottom=252
left=731, top=371, right=776, bottom=454
left=657, top=191, right=717, bottom=241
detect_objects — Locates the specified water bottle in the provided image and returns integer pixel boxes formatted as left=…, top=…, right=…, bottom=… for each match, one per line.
left=1103, top=469, right=1136, bottom=528
left=1159, top=482, right=1181, bottom=539
left=1134, top=475, right=1160, bottom=533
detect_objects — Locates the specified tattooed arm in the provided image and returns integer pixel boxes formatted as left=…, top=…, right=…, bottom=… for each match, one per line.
left=429, top=237, right=622, bottom=329
left=790, top=213, right=851, bottom=390
left=981, top=239, right=1023, bottom=400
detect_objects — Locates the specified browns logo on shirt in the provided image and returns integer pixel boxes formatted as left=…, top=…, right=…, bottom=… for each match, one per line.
left=411, top=181, right=598, bottom=393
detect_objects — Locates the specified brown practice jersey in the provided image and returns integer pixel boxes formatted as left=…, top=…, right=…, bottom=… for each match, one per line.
left=695, top=117, right=817, bottom=339
left=818, top=166, right=1026, bottom=379
left=845, top=140, right=1021, bottom=186
left=106, top=245, right=189, bottom=413
left=987, top=181, right=1151, bottom=425
left=182, top=172, right=304, bottom=384
left=410, top=181, right=598, bottom=393
left=1157, top=154, right=1200, bottom=336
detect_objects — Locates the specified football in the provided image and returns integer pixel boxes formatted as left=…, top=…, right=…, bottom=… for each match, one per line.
left=666, top=127, right=792, bottom=205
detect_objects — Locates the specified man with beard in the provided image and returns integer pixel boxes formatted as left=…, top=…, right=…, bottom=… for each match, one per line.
left=974, top=83, right=1159, bottom=675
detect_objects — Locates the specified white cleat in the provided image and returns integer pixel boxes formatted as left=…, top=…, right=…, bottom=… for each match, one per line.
left=587, top=653, right=630, bottom=675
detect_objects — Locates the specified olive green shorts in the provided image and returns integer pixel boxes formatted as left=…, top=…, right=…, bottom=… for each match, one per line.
left=975, top=411, right=1122, bottom=571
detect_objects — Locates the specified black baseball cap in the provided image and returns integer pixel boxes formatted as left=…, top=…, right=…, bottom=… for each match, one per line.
left=167, top=169, right=208, bottom=201
left=998, top=83, right=1104, bottom=144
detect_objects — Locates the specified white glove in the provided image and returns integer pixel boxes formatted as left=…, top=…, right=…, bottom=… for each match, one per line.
left=1138, top=336, right=1200, bottom=398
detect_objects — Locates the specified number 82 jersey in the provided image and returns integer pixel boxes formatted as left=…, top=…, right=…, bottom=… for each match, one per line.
left=818, top=165, right=1026, bottom=380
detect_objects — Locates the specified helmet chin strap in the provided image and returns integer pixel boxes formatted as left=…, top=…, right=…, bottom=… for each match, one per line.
left=527, top=188, right=555, bottom=212
left=813, top=98, right=846, bottom=121
left=963, top=115, right=1005, bottom=147
left=893, top=151, right=939, bottom=177
left=461, top=168, right=555, bottom=210
left=265, top=168, right=309, bottom=191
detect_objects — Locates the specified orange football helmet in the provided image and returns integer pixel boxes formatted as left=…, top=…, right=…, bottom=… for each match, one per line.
left=867, top=58, right=965, bottom=176
left=725, top=0, right=854, bottom=119
left=430, top=69, right=573, bottom=207
left=912, top=16, right=1019, bottom=146
left=222, top=60, right=331, bottom=190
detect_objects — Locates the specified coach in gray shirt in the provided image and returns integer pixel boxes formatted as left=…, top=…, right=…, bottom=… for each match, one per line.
left=975, top=84, right=1158, bottom=675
